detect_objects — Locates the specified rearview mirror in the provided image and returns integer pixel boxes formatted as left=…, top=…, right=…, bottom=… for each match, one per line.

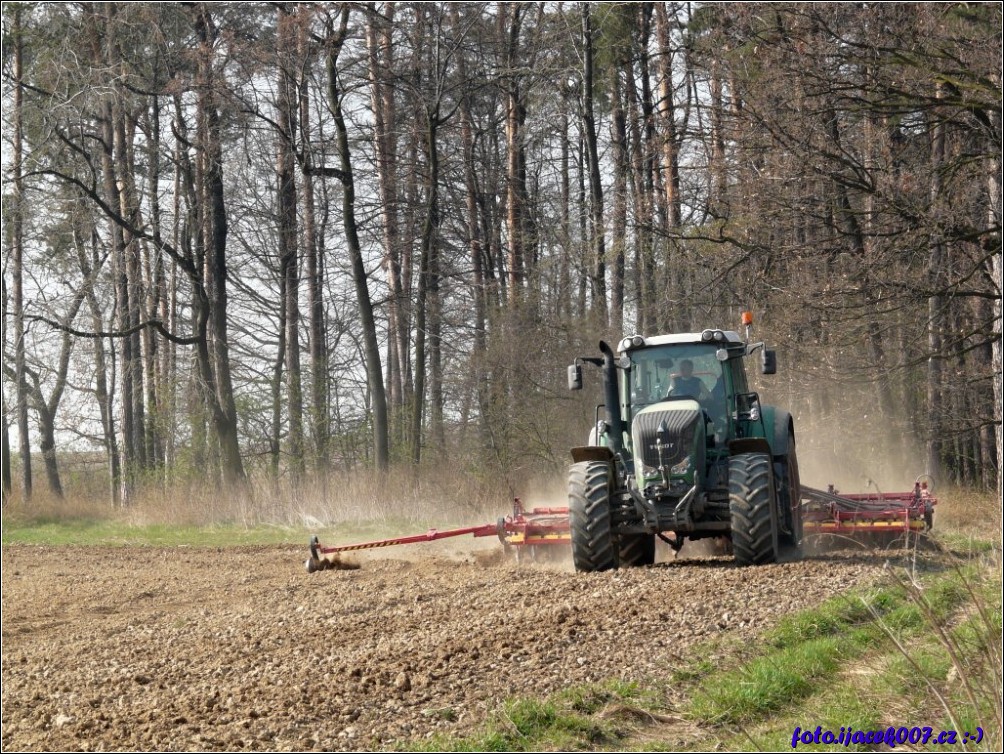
left=761, top=349, right=777, bottom=375
left=735, top=392, right=762, bottom=422
left=568, top=363, right=582, bottom=390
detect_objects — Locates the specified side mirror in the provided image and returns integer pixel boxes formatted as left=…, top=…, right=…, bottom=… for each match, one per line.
left=761, top=349, right=777, bottom=375
left=735, top=392, right=762, bottom=422
left=568, top=363, right=582, bottom=390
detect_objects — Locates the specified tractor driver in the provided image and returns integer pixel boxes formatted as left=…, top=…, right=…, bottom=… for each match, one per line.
left=670, top=359, right=712, bottom=403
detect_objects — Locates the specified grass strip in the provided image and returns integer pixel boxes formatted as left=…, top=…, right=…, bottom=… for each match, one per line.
left=0, top=515, right=464, bottom=548
left=407, top=684, right=650, bottom=752
left=688, top=566, right=980, bottom=726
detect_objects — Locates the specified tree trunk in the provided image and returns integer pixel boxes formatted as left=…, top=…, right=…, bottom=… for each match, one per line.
left=144, top=96, right=164, bottom=470
left=114, top=106, right=147, bottom=474
left=300, top=10, right=328, bottom=474
left=100, top=104, right=133, bottom=501
left=366, top=2, right=409, bottom=444
left=2, top=276, right=12, bottom=496
left=627, top=62, right=653, bottom=335
left=926, top=86, right=947, bottom=479
left=277, top=6, right=304, bottom=482
left=75, top=222, right=121, bottom=505
left=11, top=6, right=32, bottom=500
left=635, top=3, right=658, bottom=333
left=610, top=63, right=629, bottom=335
left=994, top=243, right=1003, bottom=497
left=271, top=271, right=287, bottom=482
left=558, top=93, right=572, bottom=322
left=576, top=121, right=588, bottom=319
left=654, top=2, right=681, bottom=230
left=503, top=3, right=526, bottom=303
left=581, top=3, right=606, bottom=323
left=327, top=6, right=389, bottom=471
left=193, top=5, right=246, bottom=485
left=2, top=418, right=11, bottom=496
left=988, top=115, right=1002, bottom=495
left=18, top=290, right=85, bottom=500
left=653, top=2, right=682, bottom=331
left=455, top=20, right=491, bottom=454
left=709, top=55, right=728, bottom=215
left=36, top=406, right=62, bottom=498
left=414, top=110, right=445, bottom=460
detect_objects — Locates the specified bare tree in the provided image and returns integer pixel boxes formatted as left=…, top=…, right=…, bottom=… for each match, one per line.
left=10, top=4, right=32, bottom=500
left=580, top=2, right=606, bottom=323
left=322, top=4, right=390, bottom=471
left=276, top=5, right=305, bottom=482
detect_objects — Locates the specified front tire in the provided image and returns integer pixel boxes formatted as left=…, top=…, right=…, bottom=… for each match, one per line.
left=729, top=453, right=779, bottom=565
left=568, top=461, right=616, bottom=572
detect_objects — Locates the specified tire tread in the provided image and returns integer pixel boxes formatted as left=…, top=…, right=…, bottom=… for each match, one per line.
left=568, top=461, right=616, bottom=572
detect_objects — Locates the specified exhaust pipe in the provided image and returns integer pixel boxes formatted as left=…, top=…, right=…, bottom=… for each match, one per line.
left=599, top=340, right=624, bottom=459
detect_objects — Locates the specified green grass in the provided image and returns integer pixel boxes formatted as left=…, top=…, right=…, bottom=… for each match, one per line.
left=0, top=512, right=475, bottom=548
left=936, top=531, right=1001, bottom=555
left=690, top=637, right=847, bottom=724
left=409, top=696, right=611, bottom=752
left=705, top=560, right=1001, bottom=752
left=404, top=681, right=673, bottom=752
left=0, top=517, right=302, bottom=547
left=406, top=559, right=1000, bottom=752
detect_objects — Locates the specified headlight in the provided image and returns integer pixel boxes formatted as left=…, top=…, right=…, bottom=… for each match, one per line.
left=671, top=457, right=692, bottom=476
left=620, top=335, right=646, bottom=351
left=637, top=461, right=658, bottom=479
left=701, top=329, right=714, bottom=342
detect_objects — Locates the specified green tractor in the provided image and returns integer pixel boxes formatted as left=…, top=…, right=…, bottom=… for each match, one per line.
left=566, top=315, right=801, bottom=571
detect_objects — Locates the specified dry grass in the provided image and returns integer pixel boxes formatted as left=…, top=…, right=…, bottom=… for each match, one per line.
left=1, top=464, right=560, bottom=533
left=933, top=486, right=1003, bottom=540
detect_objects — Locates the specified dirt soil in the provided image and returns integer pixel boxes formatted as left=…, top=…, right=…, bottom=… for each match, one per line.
left=3, top=540, right=892, bottom=751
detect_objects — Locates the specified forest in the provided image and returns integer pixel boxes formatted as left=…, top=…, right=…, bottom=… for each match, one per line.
left=2, top=2, right=1000, bottom=512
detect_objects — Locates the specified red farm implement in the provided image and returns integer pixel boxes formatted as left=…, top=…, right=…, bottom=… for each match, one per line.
left=801, top=478, right=937, bottom=537
left=305, top=480, right=938, bottom=572
left=305, top=499, right=570, bottom=572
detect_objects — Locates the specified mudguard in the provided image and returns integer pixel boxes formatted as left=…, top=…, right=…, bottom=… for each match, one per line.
left=762, top=406, right=794, bottom=459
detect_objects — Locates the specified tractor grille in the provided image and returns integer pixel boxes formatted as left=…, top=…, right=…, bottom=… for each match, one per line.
left=633, top=408, right=701, bottom=470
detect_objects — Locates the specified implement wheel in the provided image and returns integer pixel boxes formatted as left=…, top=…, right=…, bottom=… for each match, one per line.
left=618, top=533, right=656, bottom=567
left=729, top=452, right=779, bottom=565
left=568, top=461, right=616, bottom=572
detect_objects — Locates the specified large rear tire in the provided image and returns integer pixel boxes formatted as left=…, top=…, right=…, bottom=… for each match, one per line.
left=729, top=453, right=779, bottom=565
left=568, top=461, right=616, bottom=572
left=618, top=533, right=656, bottom=567
left=778, top=432, right=802, bottom=549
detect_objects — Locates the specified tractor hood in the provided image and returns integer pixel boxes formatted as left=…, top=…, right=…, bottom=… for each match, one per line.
left=631, top=400, right=705, bottom=480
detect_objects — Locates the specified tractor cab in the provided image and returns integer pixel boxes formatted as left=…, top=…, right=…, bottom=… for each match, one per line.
left=622, top=334, right=738, bottom=438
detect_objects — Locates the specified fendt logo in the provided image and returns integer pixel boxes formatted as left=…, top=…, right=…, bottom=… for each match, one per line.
left=649, top=441, right=677, bottom=454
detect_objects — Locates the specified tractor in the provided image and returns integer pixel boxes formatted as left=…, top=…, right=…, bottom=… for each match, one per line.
left=566, top=313, right=800, bottom=571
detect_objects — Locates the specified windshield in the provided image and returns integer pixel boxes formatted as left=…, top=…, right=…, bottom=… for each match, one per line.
left=627, top=344, right=726, bottom=413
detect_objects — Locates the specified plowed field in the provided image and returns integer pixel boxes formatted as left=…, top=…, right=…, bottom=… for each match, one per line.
left=3, top=541, right=887, bottom=751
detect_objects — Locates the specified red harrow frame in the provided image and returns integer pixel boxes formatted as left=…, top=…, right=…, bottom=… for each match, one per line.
left=305, top=498, right=570, bottom=572
left=305, top=479, right=938, bottom=571
left=801, top=478, right=937, bottom=537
